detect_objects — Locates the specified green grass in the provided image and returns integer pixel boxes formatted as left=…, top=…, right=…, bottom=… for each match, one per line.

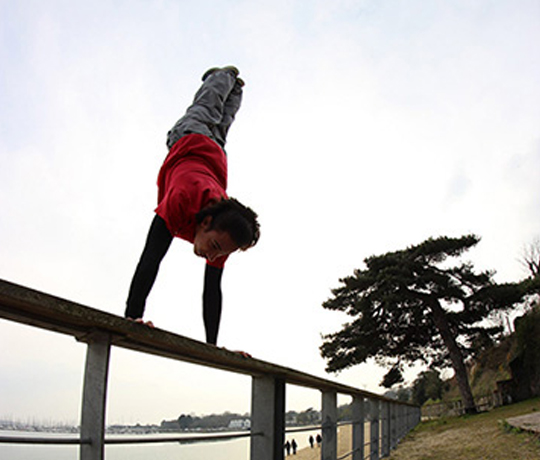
left=388, top=398, right=540, bottom=460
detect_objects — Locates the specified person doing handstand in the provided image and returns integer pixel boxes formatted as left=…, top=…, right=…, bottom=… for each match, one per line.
left=124, top=66, right=260, bottom=345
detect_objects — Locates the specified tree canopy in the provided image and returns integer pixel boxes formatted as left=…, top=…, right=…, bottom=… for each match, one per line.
left=320, top=235, right=527, bottom=413
left=411, top=369, right=447, bottom=406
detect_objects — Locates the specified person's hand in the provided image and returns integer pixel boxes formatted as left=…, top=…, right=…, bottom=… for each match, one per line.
left=219, top=347, right=252, bottom=358
left=229, top=349, right=252, bottom=358
left=127, top=317, right=155, bottom=328
left=234, top=350, right=252, bottom=358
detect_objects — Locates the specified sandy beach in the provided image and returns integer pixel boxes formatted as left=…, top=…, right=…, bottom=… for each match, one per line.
left=290, top=424, right=353, bottom=460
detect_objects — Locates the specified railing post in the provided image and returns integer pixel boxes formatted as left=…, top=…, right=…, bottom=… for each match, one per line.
left=404, top=405, right=410, bottom=433
left=389, top=403, right=397, bottom=451
left=395, top=404, right=401, bottom=441
left=398, top=404, right=405, bottom=441
left=80, top=331, right=111, bottom=460
left=380, top=401, right=390, bottom=457
left=251, top=376, right=285, bottom=460
left=368, top=399, right=379, bottom=460
left=321, top=390, right=337, bottom=460
left=352, top=396, right=365, bottom=460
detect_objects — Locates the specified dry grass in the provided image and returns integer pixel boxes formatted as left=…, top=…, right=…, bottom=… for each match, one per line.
left=388, top=398, right=540, bottom=460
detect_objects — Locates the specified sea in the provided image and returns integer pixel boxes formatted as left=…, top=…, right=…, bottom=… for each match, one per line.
left=0, top=429, right=320, bottom=460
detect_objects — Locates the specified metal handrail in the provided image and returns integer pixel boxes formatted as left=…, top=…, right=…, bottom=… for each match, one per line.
left=0, top=431, right=263, bottom=446
left=0, top=278, right=416, bottom=406
left=104, top=430, right=263, bottom=444
left=0, top=423, right=341, bottom=446
left=0, top=436, right=91, bottom=445
left=0, top=278, right=421, bottom=459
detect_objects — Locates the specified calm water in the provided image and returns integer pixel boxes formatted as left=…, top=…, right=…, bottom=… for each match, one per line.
left=0, top=429, right=319, bottom=460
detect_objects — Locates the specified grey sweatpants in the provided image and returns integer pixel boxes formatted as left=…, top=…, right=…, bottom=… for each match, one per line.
left=166, top=68, right=243, bottom=150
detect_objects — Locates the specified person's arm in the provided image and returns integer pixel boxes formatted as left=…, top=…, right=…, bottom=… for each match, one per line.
left=125, top=214, right=173, bottom=319
left=203, top=264, right=224, bottom=345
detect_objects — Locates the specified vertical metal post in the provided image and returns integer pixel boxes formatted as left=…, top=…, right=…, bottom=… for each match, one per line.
left=251, top=376, right=286, bottom=460
left=380, top=401, right=390, bottom=457
left=321, top=391, right=337, bottom=460
left=397, top=404, right=404, bottom=441
left=415, top=406, right=421, bottom=428
left=80, top=332, right=111, bottom=460
left=395, top=404, right=401, bottom=441
left=352, top=396, right=365, bottom=460
left=404, top=405, right=409, bottom=433
left=389, top=403, right=397, bottom=451
left=369, top=399, right=379, bottom=460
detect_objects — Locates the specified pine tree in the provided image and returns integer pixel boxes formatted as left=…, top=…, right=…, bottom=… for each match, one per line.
left=320, top=235, right=526, bottom=414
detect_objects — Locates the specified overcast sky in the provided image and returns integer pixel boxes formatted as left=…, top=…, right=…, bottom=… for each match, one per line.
left=1, top=0, right=539, bottom=426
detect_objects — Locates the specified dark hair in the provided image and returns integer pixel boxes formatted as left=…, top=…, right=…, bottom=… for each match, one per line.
left=196, top=198, right=260, bottom=250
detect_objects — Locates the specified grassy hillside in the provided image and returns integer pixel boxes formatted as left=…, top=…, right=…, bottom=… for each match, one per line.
left=442, top=335, right=514, bottom=401
left=442, top=304, right=539, bottom=403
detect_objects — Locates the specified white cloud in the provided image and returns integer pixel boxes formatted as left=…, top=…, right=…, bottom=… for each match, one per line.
left=1, top=0, right=539, bottom=424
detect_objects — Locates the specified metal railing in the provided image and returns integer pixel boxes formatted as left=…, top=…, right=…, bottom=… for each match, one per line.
left=0, top=278, right=420, bottom=460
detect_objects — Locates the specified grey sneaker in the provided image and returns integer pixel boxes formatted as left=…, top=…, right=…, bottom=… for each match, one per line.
left=202, top=66, right=240, bottom=81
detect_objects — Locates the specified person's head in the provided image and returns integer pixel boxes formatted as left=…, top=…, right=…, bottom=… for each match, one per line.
left=193, top=198, right=260, bottom=262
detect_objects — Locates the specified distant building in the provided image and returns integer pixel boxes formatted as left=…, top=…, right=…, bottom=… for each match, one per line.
left=285, top=412, right=298, bottom=425
left=228, top=418, right=251, bottom=430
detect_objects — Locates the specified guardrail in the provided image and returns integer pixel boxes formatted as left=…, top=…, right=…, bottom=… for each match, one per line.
left=0, top=278, right=420, bottom=460
left=421, top=393, right=503, bottom=420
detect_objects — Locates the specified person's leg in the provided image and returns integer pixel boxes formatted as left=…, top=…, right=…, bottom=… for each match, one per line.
left=166, top=67, right=240, bottom=150
left=214, top=78, right=244, bottom=147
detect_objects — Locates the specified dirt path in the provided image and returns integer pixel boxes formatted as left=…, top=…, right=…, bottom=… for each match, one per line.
left=506, top=412, right=540, bottom=434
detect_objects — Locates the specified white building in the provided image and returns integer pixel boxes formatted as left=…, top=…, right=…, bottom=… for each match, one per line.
left=228, top=418, right=251, bottom=430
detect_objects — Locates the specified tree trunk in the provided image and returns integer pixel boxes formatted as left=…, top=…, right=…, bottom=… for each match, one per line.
left=429, top=298, right=477, bottom=414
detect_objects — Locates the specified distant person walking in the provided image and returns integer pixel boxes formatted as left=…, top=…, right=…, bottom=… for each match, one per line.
left=284, top=440, right=291, bottom=456
left=125, top=66, right=260, bottom=345
left=291, top=438, right=298, bottom=454
left=309, top=435, right=314, bottom=448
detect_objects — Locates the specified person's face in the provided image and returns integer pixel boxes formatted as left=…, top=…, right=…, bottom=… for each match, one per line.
left=193, top=216, right=239, bottom=262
